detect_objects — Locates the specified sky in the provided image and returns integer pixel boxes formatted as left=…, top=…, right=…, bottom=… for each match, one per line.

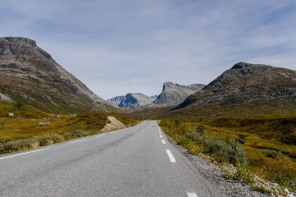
left=1, top=0, right=296, bottom=99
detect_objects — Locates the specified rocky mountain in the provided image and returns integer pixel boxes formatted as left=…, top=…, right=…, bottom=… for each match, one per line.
left=108, top=93, right=155, bottom=109
left=175, top=62, right=296, bottom=110
left=107, top=96, right=126, bottom=107
left=149, top=82, right=205, bottom=107
left=0, top=37, right=115, bottom=113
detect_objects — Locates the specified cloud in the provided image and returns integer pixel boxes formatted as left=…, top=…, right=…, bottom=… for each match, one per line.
left=0, top=0, right=296, bottom=99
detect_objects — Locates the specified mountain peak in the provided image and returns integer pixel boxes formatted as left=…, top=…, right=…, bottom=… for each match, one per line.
left=3, top=37, right=37, bottom=47
left=152, top=82, right=205, bottom=107
left=175, top=62, right=296, bottom=110
left=231, top=62, right=250, bottom=69
left=231, top=62, right=274, bottom=70
left=107, top=93, right=154, bottom=108
left=0, top=36, right=114, bottom=113
left=163, top=82, right=175, bottom=90
left=0, top=37, right=53, bottom=61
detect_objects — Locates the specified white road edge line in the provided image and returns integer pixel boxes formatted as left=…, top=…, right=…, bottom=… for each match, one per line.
left=162, top=139, right=166, bottom=144
left=187, top=192, right=198, bottom=197
left=0, top=148, right=49, bottom=160
left=68, top=138, right=87, bottom=144
left=160, top=135, right=163, bottom=138
left=166, top=149, right=176, bottom=163
left=96, top=134, right=105, bottom=137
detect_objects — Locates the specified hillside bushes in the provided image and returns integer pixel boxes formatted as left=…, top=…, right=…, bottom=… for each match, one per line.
left=159, top=119, right=248, bottom=167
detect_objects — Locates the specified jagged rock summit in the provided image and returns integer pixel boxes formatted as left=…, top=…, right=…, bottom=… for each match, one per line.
left=175, top=62, right=296, bottom=110
left=108, top=93, right=155, bottom=109
left=150, top=82, right=205, bottom=107
left=0, top=37, right=115, bottom=113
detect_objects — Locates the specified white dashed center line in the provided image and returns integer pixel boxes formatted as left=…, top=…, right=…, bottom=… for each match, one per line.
left=161, top=140, right=166, bottom=144
left=160, top=135, right=162, bottom=138
left=166, top=149, right=176, bottom=163
left=187, top=192, right=198, bottom=197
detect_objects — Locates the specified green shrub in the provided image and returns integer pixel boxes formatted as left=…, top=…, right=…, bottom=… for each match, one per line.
left=229, top=141, right=248, bottom=167
left=186, top=130, right=202, bottom=141
left=271, top=171, right=296, bottom=191
left=233, top=166, right=255, bottom=184
left=38, top=135, right=54, bottom=146
left=177, top=138, right=192, bottom=146
left=37, top=134, right=64, bottom=146
left=0, top=139, right=39, bottom=153
left=48, top=134, right=65, bottom=143
left=186, top=129, right=210, bottom=152
left=209, top=139, right=248, bottom=167
left=251, top=186, right=271, bottom=194
left=62, top=130, right=87, bottom=140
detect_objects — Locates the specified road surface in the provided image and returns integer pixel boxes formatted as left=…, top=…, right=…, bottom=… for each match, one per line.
left=0, top=121, right=227, bottom=197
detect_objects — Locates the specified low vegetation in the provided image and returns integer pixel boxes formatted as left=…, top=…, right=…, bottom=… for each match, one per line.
left=0, top=102, right=140, bottom=155
left=159, top=117, right=296, bottom=192
left=159, top=119, right=248, bottom=167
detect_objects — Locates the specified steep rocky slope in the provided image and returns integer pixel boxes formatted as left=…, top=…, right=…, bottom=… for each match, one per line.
left=107, top=96, right=126, bottom=106
left=0, top=37, right=115, bottom=113
left=175, top=62, right=296, bottom=110
left=108, top=93, right=154, bottom=108
left=150, top=82, right=205, bottom=107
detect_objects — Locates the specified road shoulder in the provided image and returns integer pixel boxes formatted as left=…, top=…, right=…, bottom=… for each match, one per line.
left=165, top=134, right=266, bottom=197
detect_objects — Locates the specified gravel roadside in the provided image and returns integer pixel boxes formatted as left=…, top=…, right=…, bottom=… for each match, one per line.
left=167, top=136, right=268, bottom=197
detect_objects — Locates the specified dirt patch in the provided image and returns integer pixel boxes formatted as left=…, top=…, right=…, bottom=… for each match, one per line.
left=100, top=116, right=126, bottom=132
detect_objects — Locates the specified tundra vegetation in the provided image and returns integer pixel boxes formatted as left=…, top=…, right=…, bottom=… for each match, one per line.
left=119, top=103, right=296, bottom=193
left=159, top=116, right=296, bottom=193
left=0, top=102, right=139, bottom=154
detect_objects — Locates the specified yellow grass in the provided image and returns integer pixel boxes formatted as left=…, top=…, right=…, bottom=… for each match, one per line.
left=184, top=118, right=296, bottom=191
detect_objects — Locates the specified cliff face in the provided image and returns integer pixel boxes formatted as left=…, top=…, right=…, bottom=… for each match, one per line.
left=107, top=96, right=126, bottom=106
left=150, top=82, right=205, bottom=107
left=175, top=62, right=296, bottom=110
left=108, top=93, right=154, bottom=109
left=0, top=37, right=115, bottom=113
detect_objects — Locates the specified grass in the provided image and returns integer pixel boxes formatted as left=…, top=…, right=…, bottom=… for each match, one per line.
left=159, top=117, right=296, bottom=192
left=0, top=102, right=140, bottom=155
left=0, top=72, right=120, bottom=114
left=159, top=120, right=248, bottom=167
left=250, top=185, right=272, bottom=194
left=206, top=115, right=296, bottom=191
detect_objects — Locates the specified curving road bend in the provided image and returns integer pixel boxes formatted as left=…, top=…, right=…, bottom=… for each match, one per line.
left=0, top=121, right=227, bottom=197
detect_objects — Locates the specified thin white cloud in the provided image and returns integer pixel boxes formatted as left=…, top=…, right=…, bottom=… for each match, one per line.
left=0, top=0, right=296, bottom=99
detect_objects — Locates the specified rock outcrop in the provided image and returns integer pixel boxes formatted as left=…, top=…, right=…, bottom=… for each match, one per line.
left=0, top=37, right=115, bottom=113
left=107, top=96, right=126, bottom=106
left=108, top=93, right=154, bottom=109
left=149, top=82, right=205, bottom=107
left=175, top=62, right=296, bottom=110
left=100, top=116, right=126, bottom=132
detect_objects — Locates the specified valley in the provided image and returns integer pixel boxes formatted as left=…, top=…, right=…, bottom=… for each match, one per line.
left=0, top=37, right=295, bottom=196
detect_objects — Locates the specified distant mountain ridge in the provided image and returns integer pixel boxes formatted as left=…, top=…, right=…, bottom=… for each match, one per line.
left=175, top=62, right=296, bottom=110
left=108, top=82, right=205, bottom=109
left=0, top=37, right=115, bottom=113
left=148, top=82, right=205, bottom=107
left=107, top=96, right=126, bottom=107
left=108, top=93, right=155, bottom=109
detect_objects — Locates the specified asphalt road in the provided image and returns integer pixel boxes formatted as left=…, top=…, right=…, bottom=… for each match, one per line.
left=0, top=121, right=227, bottom=197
